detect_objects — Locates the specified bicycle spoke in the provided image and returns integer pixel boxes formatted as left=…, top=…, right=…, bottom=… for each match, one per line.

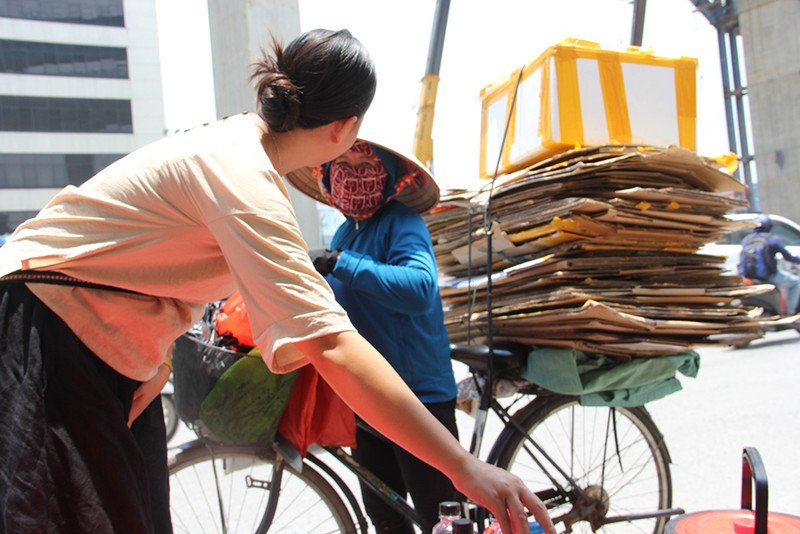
left=169, top=443, right=356, bottom=533
left=493, top=398, right=672, bottom=533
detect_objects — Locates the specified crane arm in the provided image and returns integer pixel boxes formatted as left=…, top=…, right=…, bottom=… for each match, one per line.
left=413, top=0, right=450, bottom=171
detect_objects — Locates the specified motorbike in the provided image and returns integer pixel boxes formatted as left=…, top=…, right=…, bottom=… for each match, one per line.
left=734, top=277, right=800, bottom=345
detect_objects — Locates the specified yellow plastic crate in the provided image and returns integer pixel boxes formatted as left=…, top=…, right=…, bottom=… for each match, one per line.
left=479, top=38, right=698, bottom=178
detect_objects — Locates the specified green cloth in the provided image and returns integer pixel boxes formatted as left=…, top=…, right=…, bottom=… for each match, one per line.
left=522, top=347, right=700, bottom=407
left=199, top=349, right=298, bottom=445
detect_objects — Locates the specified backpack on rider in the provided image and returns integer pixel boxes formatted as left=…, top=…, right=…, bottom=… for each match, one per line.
left=738, top=232, right=775, bottom=280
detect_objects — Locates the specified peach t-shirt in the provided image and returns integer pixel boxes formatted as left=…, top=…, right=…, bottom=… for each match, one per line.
left=0, top=113, right=354, bottom=381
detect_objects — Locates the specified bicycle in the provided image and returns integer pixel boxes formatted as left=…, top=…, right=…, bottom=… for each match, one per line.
left=161, top=373, right=180, bottom=443
left=168, top=340, right=683, bottom=533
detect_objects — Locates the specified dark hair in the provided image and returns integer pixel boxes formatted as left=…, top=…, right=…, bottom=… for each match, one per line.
left=251, top=29, right=377, bottom=132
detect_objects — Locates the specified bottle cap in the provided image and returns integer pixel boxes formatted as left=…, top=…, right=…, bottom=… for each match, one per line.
left=439, top=501, right=462, bottom=516
left=452, top=517, right=474, bottom=533
left=529, top=521, right=545, bottom=534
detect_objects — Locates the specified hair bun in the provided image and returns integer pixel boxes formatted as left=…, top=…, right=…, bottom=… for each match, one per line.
left=250, top=29, right=377, bottom=132
left=258, top=73, right=301, bottom=132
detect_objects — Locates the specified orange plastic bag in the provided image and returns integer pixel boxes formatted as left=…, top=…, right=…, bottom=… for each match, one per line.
left=215, top=291, right=255, bottom=347
left=277, top=364, right=356, bottom=456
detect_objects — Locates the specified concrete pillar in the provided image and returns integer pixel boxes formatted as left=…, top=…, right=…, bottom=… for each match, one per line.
left=205, top=0, right=323, bottom=248
left=738, top=0, right=800, bottom=220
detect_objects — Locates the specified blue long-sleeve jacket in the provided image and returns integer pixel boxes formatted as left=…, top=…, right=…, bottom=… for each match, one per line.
left=327, top=200, right=457, bottom=403
left=766, top=234, right=800, bottom=265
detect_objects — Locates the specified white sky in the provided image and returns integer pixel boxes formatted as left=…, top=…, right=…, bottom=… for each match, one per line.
left=155, top=0, right=730, bottom=190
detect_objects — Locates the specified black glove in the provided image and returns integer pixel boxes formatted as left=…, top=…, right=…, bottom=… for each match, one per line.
left=309, top=249, right=340, bottom=276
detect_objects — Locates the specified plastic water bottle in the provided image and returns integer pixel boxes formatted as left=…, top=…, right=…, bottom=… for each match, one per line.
left=452, top=517, right=474, bottom=533
left=483, top=518, right=501, bottom=533
left=432, top=501, right=462, bottom=533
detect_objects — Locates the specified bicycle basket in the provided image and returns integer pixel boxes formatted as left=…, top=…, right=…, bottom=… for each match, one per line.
left=172, top=332, right=298, bottom=445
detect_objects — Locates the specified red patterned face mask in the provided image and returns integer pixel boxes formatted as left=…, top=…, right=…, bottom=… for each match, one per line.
left=325, top=141, right=388, bottom=220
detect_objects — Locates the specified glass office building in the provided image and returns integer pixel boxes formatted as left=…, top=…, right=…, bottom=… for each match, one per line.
left=0, top=0, right=165, bottom=234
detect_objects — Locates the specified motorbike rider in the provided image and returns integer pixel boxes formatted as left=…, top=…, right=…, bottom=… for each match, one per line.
left=740, top=213, right=800, bottom=315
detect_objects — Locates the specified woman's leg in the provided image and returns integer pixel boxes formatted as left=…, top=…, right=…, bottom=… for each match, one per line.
left=394, top=399, right=464, bottom=532
left=352, top=422, right=415, bottom=534
left=131, top=395, right=172, bottom=533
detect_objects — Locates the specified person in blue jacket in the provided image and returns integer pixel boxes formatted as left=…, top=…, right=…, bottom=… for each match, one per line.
left=287, top=139, right=461, bottom=533
left=740, top=213, right=800, bottom=314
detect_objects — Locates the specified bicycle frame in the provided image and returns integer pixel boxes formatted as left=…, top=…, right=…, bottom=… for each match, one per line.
left=297, top=350, right=511, bottom=532
left=292, top=343, right=600, bottom=532
left=313, top=445, right=427, bottom=528
left=169, top=341, right=682, bottom=534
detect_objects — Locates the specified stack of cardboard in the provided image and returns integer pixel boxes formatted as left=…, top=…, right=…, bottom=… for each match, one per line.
left=425, top=144, right=769, bottom=358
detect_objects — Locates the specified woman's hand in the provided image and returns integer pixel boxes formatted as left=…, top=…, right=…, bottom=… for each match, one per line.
left=455, top=458, right=556, bottom=534
left=127, top=363, right=171, bottom=427
left=294, top=332, right=556, bottom=534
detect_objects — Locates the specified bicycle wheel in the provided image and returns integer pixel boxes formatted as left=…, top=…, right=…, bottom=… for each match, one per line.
left=169, top=440, right=356, bottom=534
left=161, top=393, right=179, bottom=443
left=490, top=395, right=672, bottom=534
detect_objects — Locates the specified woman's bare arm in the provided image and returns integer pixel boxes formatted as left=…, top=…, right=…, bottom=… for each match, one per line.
left=291, top=331, right=555, bottom=534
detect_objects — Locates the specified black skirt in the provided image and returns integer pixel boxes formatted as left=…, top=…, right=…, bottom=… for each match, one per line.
left=0, top=283, right=171, bottom=534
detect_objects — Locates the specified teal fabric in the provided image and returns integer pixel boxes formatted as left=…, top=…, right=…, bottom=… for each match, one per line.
left=522, top=347, right=700, bottom=407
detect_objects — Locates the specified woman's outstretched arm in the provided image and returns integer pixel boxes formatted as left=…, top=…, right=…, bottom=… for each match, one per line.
left=292, top=331, right=556, bottom=534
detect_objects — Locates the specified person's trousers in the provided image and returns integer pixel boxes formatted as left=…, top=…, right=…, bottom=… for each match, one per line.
left=0, top=283, right=171, bottom=533
left=769, top=269, right=800, bottom=314
left=351, top=398, right=463, bottom=534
